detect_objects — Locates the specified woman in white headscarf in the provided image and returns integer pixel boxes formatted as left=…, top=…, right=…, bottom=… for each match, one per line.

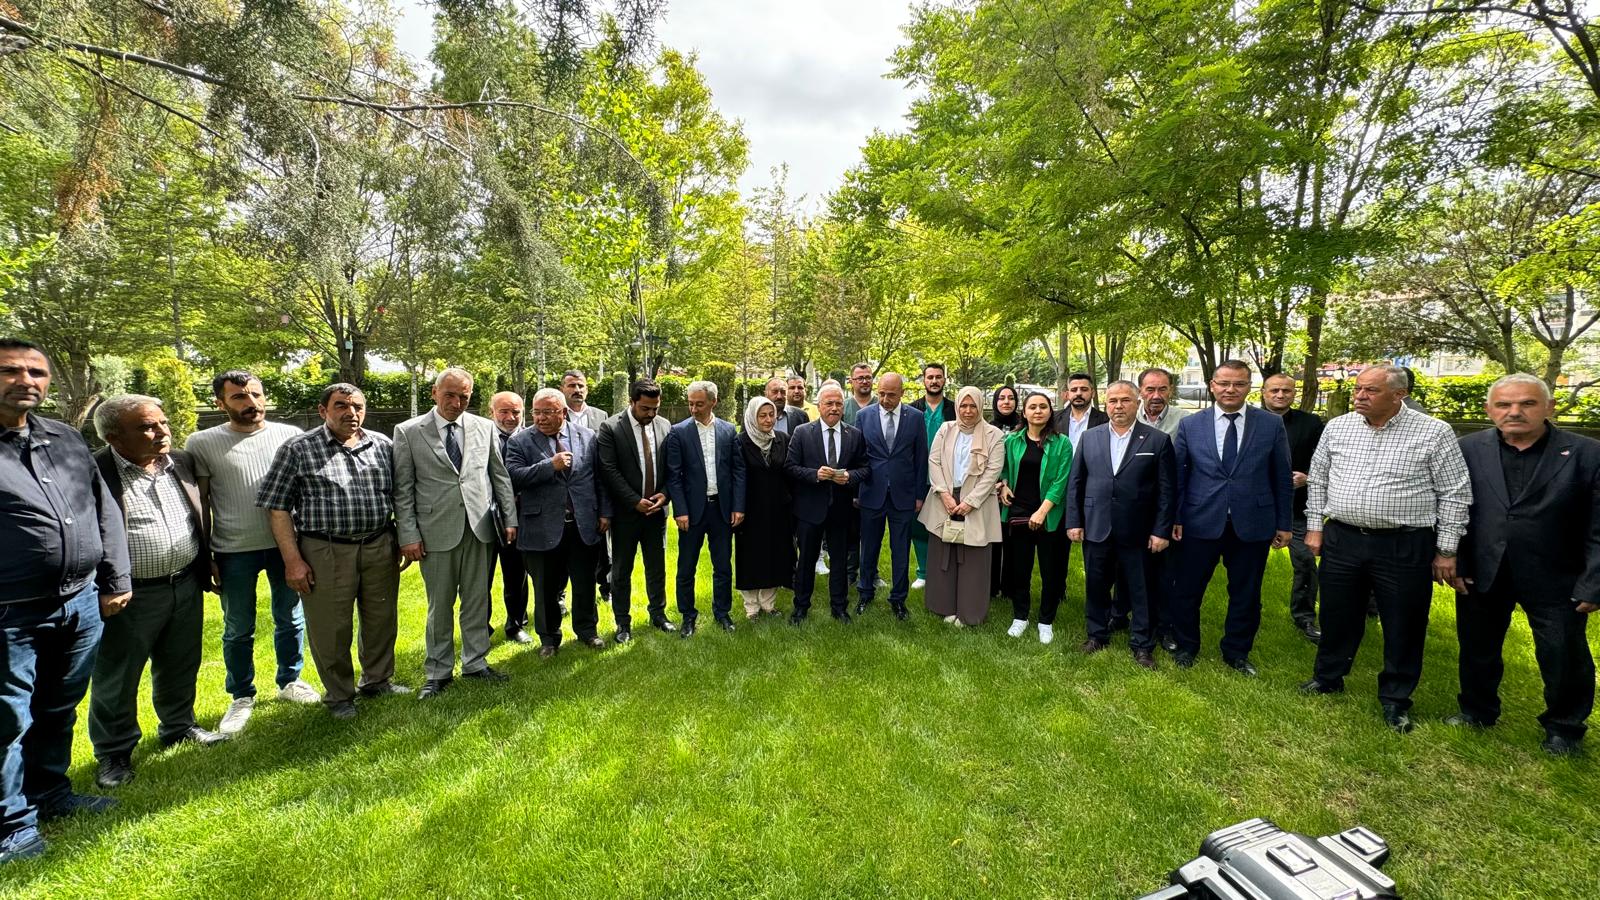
left=734, top=396, right=794, bottom=618
left=917, top=385, right=1007, bottom=626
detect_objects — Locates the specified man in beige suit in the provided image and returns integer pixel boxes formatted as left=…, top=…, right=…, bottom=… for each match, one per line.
left=393, top=368, right=517, bottom=699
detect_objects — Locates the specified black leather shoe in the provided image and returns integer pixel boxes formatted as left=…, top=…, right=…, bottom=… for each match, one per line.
left=680, top=621, right=697, bottom=638
left=615, top=629, right=632, bottom=644
left=652, top=618, right=678, bottom=633
left=1224, top=656, right=1259, bottom=678
left=892, top=605, right=909, bottom=621
left=1159, top=633, right=1179, bottom=653
left=1296, top=621, right=1322, bottom=643
left=358, top=682, right=412, bottom=697
left=38, top=792, right=117, bottom=823
left=1443, top=713, right=1490, bottom=728
left=833, top=612, right=853, bottom=624
left=1542, top=733, right=1584, bottom=756
left=507, top=628, right=534, bottom=645
left=1172, top=651, right=1197, bottom=669
left=418, top=678, right=451, bottom=699
left=95, top=755, right=134, bottom=789
left=1132, top=649, right=1157, bottom=670
left=789, top=612, right=807, bottom=625
left=0, top=832, right=46, bottom=864
left=1381, top=704, right=1414, bottom=734
left=538, top=645, right=558, bottom=659
left=464, top=666, right=509, bottom=683
left=579, top=635, right=607, bottom=649
left=161, top=726, right=228, bottom=748
left=1299, top=677, right=1343, bottom=695
left=327, top=700, right=358, bottom=719
left=853, top=600, right=869, bottom=616
left=716, top=618, right=736, bottom=633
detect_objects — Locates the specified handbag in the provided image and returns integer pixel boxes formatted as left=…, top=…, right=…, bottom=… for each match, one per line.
left=941, top=519, right=966, bottom=544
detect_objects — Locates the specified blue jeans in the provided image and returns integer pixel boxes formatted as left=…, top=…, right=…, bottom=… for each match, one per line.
left=216, top=548, right=306, bottom=699
left=0, top=584, right=103, bottom=846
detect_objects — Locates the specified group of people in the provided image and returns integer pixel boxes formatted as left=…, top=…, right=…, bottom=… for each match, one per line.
left=0, top=335, right=1594, bottom=866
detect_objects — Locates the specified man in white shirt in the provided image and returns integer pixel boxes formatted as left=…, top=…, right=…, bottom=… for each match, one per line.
left=663, top=381, right=746, bottom=635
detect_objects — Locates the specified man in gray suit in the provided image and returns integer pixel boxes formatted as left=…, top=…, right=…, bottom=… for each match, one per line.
left=393, top=368, right=517, bottom=699
left=506, top=389, right=613, bottom=656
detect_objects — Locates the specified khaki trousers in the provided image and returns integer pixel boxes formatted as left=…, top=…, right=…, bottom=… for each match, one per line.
left=298, top=534, right=400, bottom=704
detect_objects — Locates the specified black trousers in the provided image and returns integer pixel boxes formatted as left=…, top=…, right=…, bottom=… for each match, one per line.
left=524, top=521, right=601, bottom=647
left=1004, top=523, right=1067, bottom=625
left=1172, top=521, right=1270, bottom=659
left=795, top=510, right=854, bottom=617
left=610, top=512, right=669, bottom=628
left=1456, top=572, right=1595, bottom=739
left=488, top=540, right=529, bottom=635
left=1085, top=536, right=1159, bottom=650
left=1312, top=522, right=1435, bottom=711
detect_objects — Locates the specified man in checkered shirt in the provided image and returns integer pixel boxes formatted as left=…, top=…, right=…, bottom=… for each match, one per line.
left=256, top=383, right=411, bottom=719
left=1300, top=364, right=1472, bottom=733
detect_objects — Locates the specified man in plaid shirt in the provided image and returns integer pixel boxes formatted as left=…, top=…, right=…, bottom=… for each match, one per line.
left=257, top=383, right=411, bottom=719
left=1301, top=364, right=1472, bottom=733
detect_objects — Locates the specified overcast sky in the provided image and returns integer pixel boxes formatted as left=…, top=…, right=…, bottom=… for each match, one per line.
left=390, top=1, right=918, bottom=214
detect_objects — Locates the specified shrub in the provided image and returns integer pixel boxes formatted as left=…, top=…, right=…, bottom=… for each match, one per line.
left=701, top=361, right=735, bottom=416
left=143, top=356, right=199, bottom=445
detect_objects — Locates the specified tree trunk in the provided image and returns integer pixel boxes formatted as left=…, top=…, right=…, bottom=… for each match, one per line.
left=1299, top=289, right=1326, bottom=411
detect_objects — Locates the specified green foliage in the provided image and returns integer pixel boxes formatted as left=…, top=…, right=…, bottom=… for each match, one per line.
left=656, top=375, right=689, bottom=408
left=700, top=361, right=735, bottom=415
left=142, top=356, right=199, bottom=445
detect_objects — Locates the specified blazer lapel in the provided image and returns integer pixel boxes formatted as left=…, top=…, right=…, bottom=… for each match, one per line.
left=1514, top=425, right=1574, bottom=506
left=421, top=416, right=455, bottom=471
left=616, top=417, right=642, bottom=481
left=1474, top=435, right=1511, bottom=508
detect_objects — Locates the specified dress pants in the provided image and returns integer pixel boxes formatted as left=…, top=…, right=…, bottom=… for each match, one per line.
left=0, top=584, right=102, bottom=847
left=1312, top=522, right=1435, bottom=711
left=1171, top=520, right=1270, bottom=660
left=488, top=539, right=529, bottom=636
left=1005, top=523, right=1067, bottom=625
left=297, top=534, right=401, bottom=705
left=1084, top=537, right=1158, bottom=650
left=419, top=533, right=494, bottom=679
left=88, top=572, right=204, bottom=757
left=1456, top=570, right=1594, bottom=739
left=796, top=509, right=854, bottom=616
left=858, top=504, right=914, bottom=608
left=610, top=513, right=669, bottom=627
left=525, top=520, right=601, bottom=647
left=1287, top=515, right=1319, bottom=628
left=677, top=498, right=735, bottom=624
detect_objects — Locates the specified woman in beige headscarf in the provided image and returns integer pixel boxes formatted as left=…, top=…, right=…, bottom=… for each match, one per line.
left=918, top=385, right=1007, bottom=626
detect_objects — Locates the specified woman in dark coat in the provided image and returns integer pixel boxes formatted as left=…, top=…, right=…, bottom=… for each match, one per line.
left=735, top=396, right=795, bottom=618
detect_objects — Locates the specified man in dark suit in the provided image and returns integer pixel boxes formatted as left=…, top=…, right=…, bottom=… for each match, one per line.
left=1452, top=374, right=1599, bottom=756
left=765, top=377, right=807, bottom=435
left=1261, top=373, right=1326, bottom=643
left=505, top=389, right=612, bottom=659
left=487, top=390, right=532, bottom=642
left=787, top=386, right=870, bottom=622
left=1066, top=381, right=1177, bottom=668
left=596, top=379, right=675, bottom=641
left=90, top=395, right=226, bottom=790
left=664, top=380, right=747, bottom=636
left=1053, top=372, right=1109, bottom=450
left=1170, top=360, right=1294, bottom=674
left=853, top=372, right=926, bottom=619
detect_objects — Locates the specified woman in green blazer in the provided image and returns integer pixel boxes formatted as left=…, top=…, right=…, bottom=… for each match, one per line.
left=997, top=392, right=1073, bottom=644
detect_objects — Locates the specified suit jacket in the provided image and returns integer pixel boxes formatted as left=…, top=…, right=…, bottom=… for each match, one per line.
left=1173, top=405, right=1293, bottom=542
left=1457, top=423, right=1600, bottom=603
left=1052, top=406, right=1109, bottom=437
left=775, top=406, right=808, bottom=435
left=855, top=402, right=928, bottom=512
left=595, top=410, right=672, bottom=522
left=392, top=410, right=514, bottom=551
left=1276, top=406, right=1324, bottom=518
left=505, top=422, right=612, bottom=550
left=664, top=417, right=747, bottom=525
left=1065, top=422, right=1176, bottom=544
left=784, top=419, right=869, bottom=525
left=94, top=447, right=211, bottom=583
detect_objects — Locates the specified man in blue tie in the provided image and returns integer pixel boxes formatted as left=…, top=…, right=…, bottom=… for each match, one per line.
left=1169, top=360, right=1294, bottom=675
left=853, top=373, right=927, bottom=620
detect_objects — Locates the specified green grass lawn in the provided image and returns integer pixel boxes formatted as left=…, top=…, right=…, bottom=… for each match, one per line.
left=5, top=531, right=1598, bottom=899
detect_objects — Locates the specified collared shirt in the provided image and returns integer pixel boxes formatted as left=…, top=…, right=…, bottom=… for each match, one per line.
left=879, top=404, right=902, bottom=447
left=1109, top=424, right=1135, bottom=475
left=1498, top=425, right=1551, bottom=501
left=432, top=409, right=464, bottom=471
left=821, top=421, right=844, bottom=467
left=951, top=430, right=975, bottom=488
left=0, top=416, right=130, bottom=602
left=695, top=418, right=719, bottom=495
left=843, top=393, right=875, bottom=426
left=1139, top=402, right=1188, bottom=436
left=1306, top=406, right=1473, bottom=552
left=112, top=450, right=200, bottom=579
left=628, top=412, right=661, bottom=493
left=255, top=425, right=396, bottom=536
left=568, top=403, right=606, bottom=432
left=495, top=425, right=520, bottom=459
left=1066, top=407, right=1094, bottom=449
left=1213, top=405, right=1246, bottom=458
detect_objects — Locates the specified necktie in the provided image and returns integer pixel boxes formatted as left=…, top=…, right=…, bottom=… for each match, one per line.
left=640, top=421, right=656, bottom=496
left=1221, top=412, right=1239, bottom=473
left=555, top=431, right=575, bottom=518
left=444, top=422, right=463, bottom=471
left=884, top=410, right=896, bottom=447
left=826, top=426, right=837, bottom=468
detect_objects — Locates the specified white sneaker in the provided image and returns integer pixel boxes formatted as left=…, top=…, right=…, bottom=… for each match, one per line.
left=911, top=578, right=927, bottom=590
left=1007, top=619, right=1028, bottom=638
left=1038, top=623, right=1055, bottom=645
left=815, top=559, right=830, bottom=575
left=277, top=680, right=321, bottom=704
left=942, top=615, right=958, bottom=624
left=875, top=577, right=889, bottom=588
left=953, top=619, right=966, bottom=629
left=219, top=697, right=254, bottom=735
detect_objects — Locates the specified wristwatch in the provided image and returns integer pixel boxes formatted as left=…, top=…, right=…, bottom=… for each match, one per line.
left=1437, top=549, right=1457, bottom=559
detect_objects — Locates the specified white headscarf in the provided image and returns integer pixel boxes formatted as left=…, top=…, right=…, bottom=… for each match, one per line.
left=744, top=396, right=778, bottom=460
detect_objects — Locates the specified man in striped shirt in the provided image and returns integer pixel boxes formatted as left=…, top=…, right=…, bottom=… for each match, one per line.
left=1301, top=364, right=1472, bottom=733
left=186, top=371, right=320, bottom=736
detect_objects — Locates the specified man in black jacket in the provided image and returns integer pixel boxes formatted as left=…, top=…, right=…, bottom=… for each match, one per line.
left=1262, top=373, right=1325, bottom=642
left=1053, top=372, right=1110, bottom=449
left=1453, top=374, right=1599, bottom=756
left=786, top=386, right=869, bottom=622
left=594, top=380, right=674, bottom=642
left=0, top=340, right=129, bottom=864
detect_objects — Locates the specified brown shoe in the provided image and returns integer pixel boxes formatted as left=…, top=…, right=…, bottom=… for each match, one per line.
left=1132, top=649, right=1157, bottom=670
left=1081, top=639, right=1109, bottom=654
left=580, top=636, right=606, bottom=649
left=538, top=645, right=558, bottom=659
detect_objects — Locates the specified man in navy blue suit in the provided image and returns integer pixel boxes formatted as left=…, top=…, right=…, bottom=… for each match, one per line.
left=787, top=386, right=870, bottom=622
left=1170, top=360, right=1294, bottom=674
left=664, top=381, right=747, bottom=636
left=853, top=373, right=927, bottom=620
left=1066, top=381, right=1177, bottom=668
left=504, top=389, right=612, bottom=661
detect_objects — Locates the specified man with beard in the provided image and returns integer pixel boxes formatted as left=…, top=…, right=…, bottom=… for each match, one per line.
left=1053, top=372, right=1108, bottom=451
left=186, top=371, right=320, bottom=736
left=908, top=363, right=957, bottom=590
left=1137, top=366, right=1191, bottom=650
left=766, top=377, right=807, bottom=435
